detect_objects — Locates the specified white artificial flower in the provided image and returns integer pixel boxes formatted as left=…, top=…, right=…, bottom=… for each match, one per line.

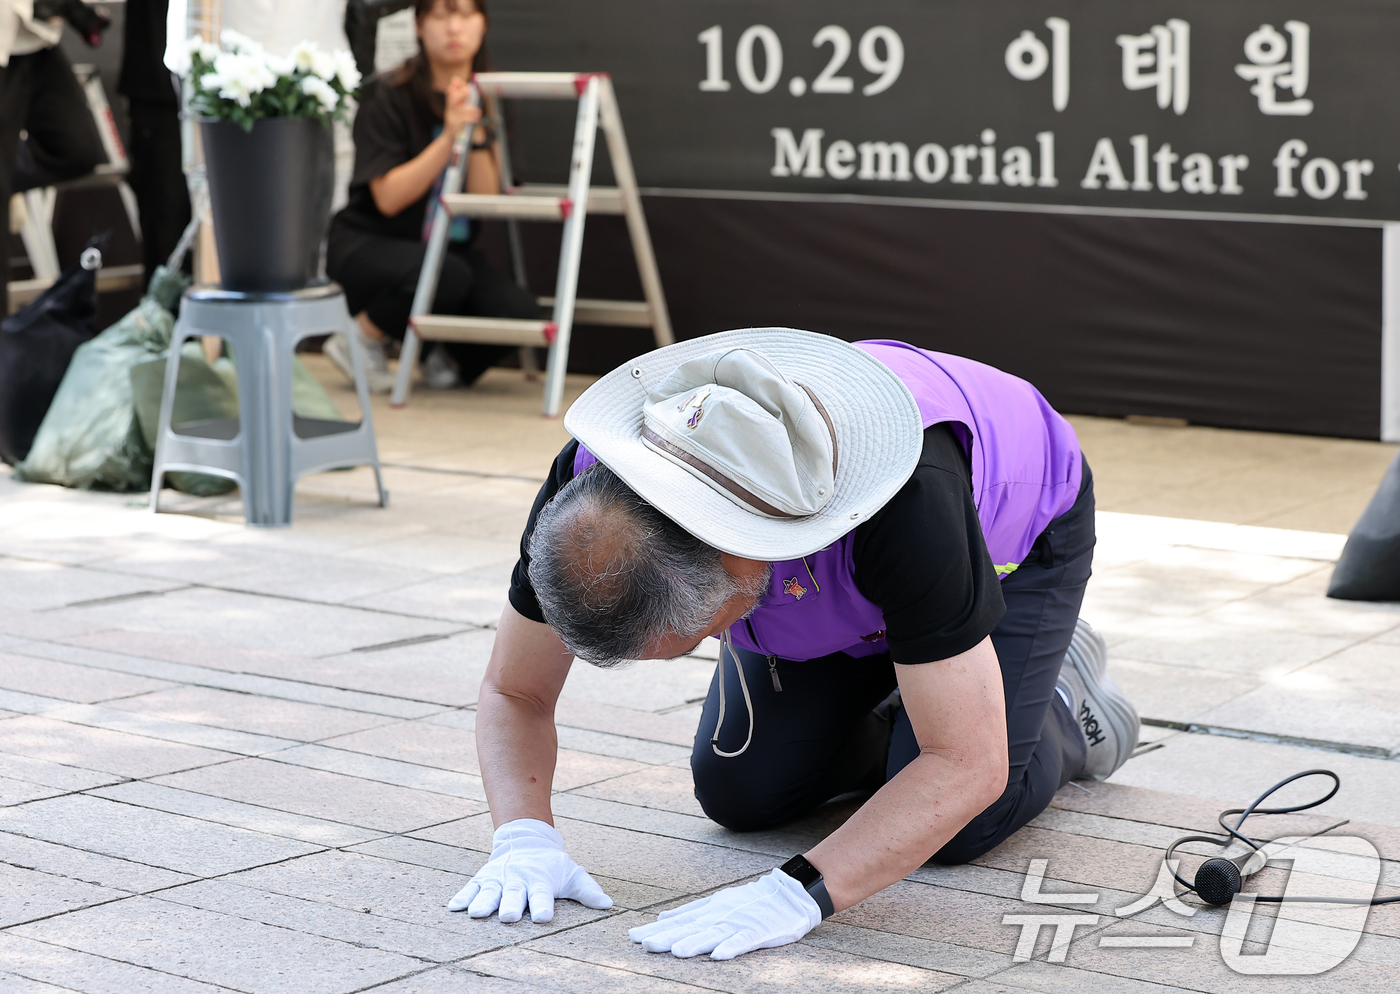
left=264, top=51, right=294, bottom=78
left=331, top=49, right=362, bottom=92
left=207, top=50, right=277, bottom=107
left=289, top=41, right=319, bottom=74
left=309, top=48, right=338, bottom=82
left=300, top=75, right=340, bottom=112
left=220, top=29, right=265, bottom=57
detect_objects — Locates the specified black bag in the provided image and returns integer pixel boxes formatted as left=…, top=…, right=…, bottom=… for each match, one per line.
left=0, top=237, right=104, bottom=464
left=1328, top=450, right=1400, bottom=601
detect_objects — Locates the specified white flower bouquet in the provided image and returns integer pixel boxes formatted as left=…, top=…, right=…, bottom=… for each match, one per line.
left=182, top=31, right=361, bottom=131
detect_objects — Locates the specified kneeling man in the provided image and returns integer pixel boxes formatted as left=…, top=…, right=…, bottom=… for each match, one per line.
left=451, top=329, right=1139, bottom=960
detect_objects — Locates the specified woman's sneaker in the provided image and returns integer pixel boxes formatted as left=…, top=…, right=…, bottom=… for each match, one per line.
left=324, top=329, right=394, bottom=395
left=1056, top=619, right=1139, bottom=781
left=422, top=344, right=461, bottom=389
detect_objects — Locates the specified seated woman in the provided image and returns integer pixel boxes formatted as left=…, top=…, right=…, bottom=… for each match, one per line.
left=325, top=0, right=536, bottom=393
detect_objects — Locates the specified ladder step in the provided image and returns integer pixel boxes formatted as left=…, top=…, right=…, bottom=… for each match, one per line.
left=441, top=194, right=571, bottom=220
left=474, top=71, right=602, bottom=100
left=410, top=314, right=556, bottom=347
left=539, top=297, right=652, bottom=327
left=513, top=185, right=623, bottom=215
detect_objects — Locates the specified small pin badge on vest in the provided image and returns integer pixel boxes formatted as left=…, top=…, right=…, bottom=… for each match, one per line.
left=783, top=577, right=807, bottom=600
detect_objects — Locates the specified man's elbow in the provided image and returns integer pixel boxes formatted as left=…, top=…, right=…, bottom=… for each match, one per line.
left=969, top=743, right=1009, bottom=809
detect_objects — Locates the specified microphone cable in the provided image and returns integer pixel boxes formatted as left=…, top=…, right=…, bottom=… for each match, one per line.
left=1164, top=768, right=1400, bottom=907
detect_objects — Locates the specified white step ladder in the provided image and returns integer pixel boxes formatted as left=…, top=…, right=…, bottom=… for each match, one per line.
left=390, top=71, right=673, bottom=417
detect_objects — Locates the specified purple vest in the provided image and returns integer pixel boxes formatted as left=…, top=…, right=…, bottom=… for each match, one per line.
left=574, top=341, right=1081, bottom=661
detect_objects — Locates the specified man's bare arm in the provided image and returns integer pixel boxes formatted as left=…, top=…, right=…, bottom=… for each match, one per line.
left=476, top=603, right=574, bottom=827
left=805, top=636, right=1009, bottom=911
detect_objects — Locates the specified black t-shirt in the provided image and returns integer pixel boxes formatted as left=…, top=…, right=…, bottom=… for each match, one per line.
left=507, top=423, right=1005, bottom=664
left=332, top=76, right=444, bottom=243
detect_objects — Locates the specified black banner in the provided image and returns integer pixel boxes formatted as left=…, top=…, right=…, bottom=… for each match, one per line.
left=492, top=0, right=1400, bottom=222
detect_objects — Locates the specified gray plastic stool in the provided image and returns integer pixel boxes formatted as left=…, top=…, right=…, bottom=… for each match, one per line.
left=150, top=283, right=388, bottom=527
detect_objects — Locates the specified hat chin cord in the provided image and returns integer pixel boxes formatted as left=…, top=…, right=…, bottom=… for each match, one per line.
left=711, top=630, right=755, bottom=758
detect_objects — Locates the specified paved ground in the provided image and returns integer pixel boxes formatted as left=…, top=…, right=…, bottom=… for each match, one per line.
left=1, top=361, right=1398, bottom=992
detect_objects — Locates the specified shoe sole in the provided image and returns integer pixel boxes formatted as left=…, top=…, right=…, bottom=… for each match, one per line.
left=1064, top=620, right=1139, bottom=780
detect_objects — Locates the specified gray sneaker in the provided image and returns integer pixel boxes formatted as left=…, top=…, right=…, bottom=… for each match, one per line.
left=422, top=344, right=461, bottom=389
left=324, top=330, right=394, bottom=395
left=1056, top=619, right=1139, bottom=781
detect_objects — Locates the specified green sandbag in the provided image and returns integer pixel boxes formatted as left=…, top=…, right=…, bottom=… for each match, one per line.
left=14, top=267, right=190, bottom=491
left=17, top=265, right=351, bottom=493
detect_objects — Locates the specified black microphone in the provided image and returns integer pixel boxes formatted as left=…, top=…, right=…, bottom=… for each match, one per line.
left=1194, top=848, right=1267, bottom=906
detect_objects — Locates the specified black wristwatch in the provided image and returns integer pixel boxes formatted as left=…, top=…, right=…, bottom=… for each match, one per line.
left=780, top=854, right=834, bottom=919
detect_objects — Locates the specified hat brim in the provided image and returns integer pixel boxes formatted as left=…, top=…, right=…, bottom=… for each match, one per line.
left=564, top=329, right=923, bottom=560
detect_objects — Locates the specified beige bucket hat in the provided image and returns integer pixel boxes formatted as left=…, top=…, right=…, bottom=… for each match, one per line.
left=564, top=328, right=923, bottom=560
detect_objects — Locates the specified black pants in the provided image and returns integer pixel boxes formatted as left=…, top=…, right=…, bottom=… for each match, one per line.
left=691, top=460, right=1095, bottom=865
left=126, top=99, right=192, bottom=279
left=326, top=224, right=541, bottom=385
left=1, top=46, right=106, bottom=310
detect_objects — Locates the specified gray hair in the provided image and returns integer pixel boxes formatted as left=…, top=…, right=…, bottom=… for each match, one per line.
left=528, top=463, right=764, bottom=667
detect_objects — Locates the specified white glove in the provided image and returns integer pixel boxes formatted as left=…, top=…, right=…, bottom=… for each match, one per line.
left=447, top=818, right=613, bottom=923
left=628, top=869, right=821, bottom=960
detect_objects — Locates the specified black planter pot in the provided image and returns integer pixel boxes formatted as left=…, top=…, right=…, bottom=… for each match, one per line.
left=201, top=117, right=334, bottom=293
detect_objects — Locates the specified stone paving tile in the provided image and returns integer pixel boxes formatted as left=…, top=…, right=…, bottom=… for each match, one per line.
left=0, top=862, right=127, bottom=927
left=0, top=608, right=117, bottom=642
left=0, top=830, right=194, bottom=893
left=0, top=794, right=320, bottom=877
left=0, top=753, right=122, bottom=793
left=152, top=758, right=480, bottom=834
left=320, top=717, right=650, bottom=791
left=52, top=586, right=457, bottom=658
left=1107, top=733, right=1400, bottom=826
left=0, top=716, right=237, bottom=779
left=0, top=776, right=68, bottom=805
left=88, top=781, right=386, bottom=848
left=290, top=630, right=497, bottom=707
left=216, top=552, right=438, bottom=606
left=554, top=726, right=694, bottom=765
left=521, top=912, right=966, bottom=992
left=552, top=698, right=700, bottom=748
left=802, top=921, right=1013, bottom=977
left=0, top=932, right=235, bottom=994
left=270, top=744, right=489, bottom=802
left=548, top=792, right=859, bottom=861
left=987, top=960, right=1199, bottom=994
left=1054, top=918, right=1396, bottom=993
left=1193, top=683, right=1400, bottom=751
left=0, top=971, right=82, bottom=993
left=415, top=812, right=776, bottom=893
left=0, top=557, right=185, bottom=612
left=0, top=652, right=174, bottom=704
left=346, top=835, right=681, bottom=912
left=37, top=703, right=297, bottom=756
left=1197, top=568, right=1400, bottom=640
left=462, top=949, right=716, bottom=993
left=1107, top=619, right=1358, bottom=678
left=99, top=686, right=397, bottom=742
left=1104, top=657, right=1259, bottom=724
left=366, top=964, right=652, bottom=994
left=11, top=896, right=427, bottom=994
left=7, top=637, right=444, bottom=718
left=558, top=656, right=717, bottom=714
left=338, top=532, right=520, bottom=576
left=222, top=849, right=611, bottom=948
left=156, top=879, right=476, bottom=963
left=1048, top=779, right=1345, bottom=837
left=570, top=764, right=706, bottom=818
left=351, top=561, right=516, bottom=625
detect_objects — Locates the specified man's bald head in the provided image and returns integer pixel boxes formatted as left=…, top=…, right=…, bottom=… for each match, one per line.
left=528, top=464, right=762, bottom=666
